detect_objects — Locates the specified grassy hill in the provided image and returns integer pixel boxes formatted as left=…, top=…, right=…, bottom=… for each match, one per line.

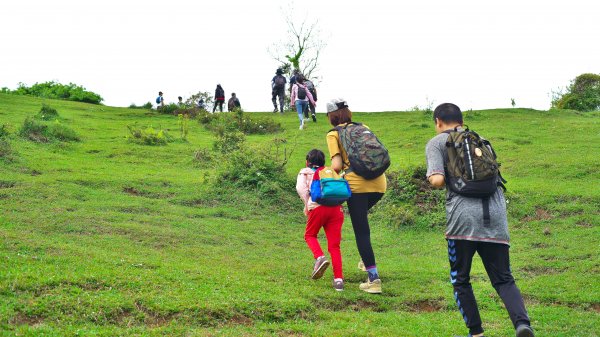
left=0, top=93, right=598, bottom=336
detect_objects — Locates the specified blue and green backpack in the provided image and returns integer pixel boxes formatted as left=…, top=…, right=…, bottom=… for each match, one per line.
left=310, top=167, right=351, bottom=206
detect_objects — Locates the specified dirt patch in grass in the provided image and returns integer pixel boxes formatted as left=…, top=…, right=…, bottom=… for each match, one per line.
left=10, top=312, right=44, bottom=326
left=403, top=298, right=446, bottom=312
left=576, top=220, right=593, bottom=228
left=520, top=265, right=565, bottom=277
left=122, top=186, right=175, bottom=199
left=313, top=298, right=385, bottom=312
left=123, top=186, right=142, bottom=196
left=0, top=180, right=16, bottom=188
left=522, top=208, right=553, bottom=222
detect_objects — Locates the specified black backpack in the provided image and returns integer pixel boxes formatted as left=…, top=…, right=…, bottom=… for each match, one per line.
left=273, top=76, right=285, bottom=90
left=297, top=85, right=307, bottom=100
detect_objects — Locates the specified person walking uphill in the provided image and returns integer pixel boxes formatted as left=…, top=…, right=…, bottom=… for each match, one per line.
left=272, top=68, right=287, bottom=113
left=325, top=98, right=390, bottom=293
left=213, top=84, right=225, bottom=113
left=296, top=149, right=347, bottom=291
left=290, top=75, right=316, bottom=130
left=425, top=103, right=534, bottom=337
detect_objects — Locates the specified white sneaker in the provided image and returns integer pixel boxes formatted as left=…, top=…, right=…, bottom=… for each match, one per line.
left=299, top=121, right=304, bottom=130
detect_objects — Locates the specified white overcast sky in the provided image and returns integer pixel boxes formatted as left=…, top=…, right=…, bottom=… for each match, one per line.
left=1, top=0, right=598, bottom=112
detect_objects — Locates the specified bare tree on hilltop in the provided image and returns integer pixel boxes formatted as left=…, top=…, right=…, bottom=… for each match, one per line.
left=269, top=8, right=326, bottom=82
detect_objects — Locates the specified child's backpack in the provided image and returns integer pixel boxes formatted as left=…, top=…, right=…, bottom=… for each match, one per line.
left=310, top=167, right=351, bottom=206
left=443, top=127, right=506, bottom=198
left=156, top=96, right=162, bottom=104
left=333, top=122, right=391, bottom=180
left=297, top=85, right=307, bottom=100
left=274, top=75, right=285, bottom=90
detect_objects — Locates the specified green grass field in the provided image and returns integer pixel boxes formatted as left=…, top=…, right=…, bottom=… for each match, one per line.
left=0, top=93, right=598, bottom=336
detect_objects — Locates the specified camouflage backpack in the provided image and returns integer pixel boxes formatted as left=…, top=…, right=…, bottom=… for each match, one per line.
left=333, top=122, right=390, bottom=180
left=444, top=127, right=506, bottom=197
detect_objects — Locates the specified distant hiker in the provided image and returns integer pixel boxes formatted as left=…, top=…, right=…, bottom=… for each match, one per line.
left=289, top=69, right=300, bottom=89
left=213, top=84, right=225, bottom=113
left=290, top=74, right=316, bottom=130
left=178, top=96, right=184, bottom=107
left=271, top=68, right=287, bottom=113
left=156, top=91, right=164, bottom=110
left=296, top=149, right=346, bottom=291
left=326, top=98, right=390, bottom=294
left=198, top=98, right=205, bottom=110
left=425, top=103, right=534, bottom=337
left=303, top=79, right=317, bottom=122
left=228, top=93, right=241, bottom=112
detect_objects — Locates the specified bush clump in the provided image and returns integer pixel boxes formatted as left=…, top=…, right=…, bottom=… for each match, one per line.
left=36, top=104, right=59, bottom=120
left=372, top=167, right=446, bottom=228
left=19, top=117, right=80, bottom=142
left=200, top=110, right=282, bottom=135
left=158, top=103, right=179, bottom=115
left=127, top=125, right=173, bottom=146
left=8, top=81, right=103, bottom=104
left=552, top=73, right=600, bottom=111
left=129, top=102, right=153, bottom=110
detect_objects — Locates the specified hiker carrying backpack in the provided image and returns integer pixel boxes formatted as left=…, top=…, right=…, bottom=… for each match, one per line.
left=332, top=122, right=391, bottom=180
left=443, top=126, right=506, bottom=198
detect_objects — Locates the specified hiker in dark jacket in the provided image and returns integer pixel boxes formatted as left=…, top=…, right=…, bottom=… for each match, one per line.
left=303, top=79, right=317, bottom=122
left=272, top=68, right=287, bottom=113
left=228, top=93, right=241, bottom=112
left=213, top=84, right=225, bottom=112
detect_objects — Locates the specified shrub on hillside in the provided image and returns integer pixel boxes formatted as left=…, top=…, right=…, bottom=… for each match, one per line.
left=9, top=81, right=103, bottom=104
left=552, top=73, right=600, bottom=111
left=158, top=103, right=179, bottom=115
left=36, top=104, right=59, bottom=120
left=201, top=110, right=282, bottom=135
left=0, top=139, right=11, bottom=159
left=129, top=102, right=153, bottom=110
left=127, top=125, right=173, bottom=146
left=19, top=117, right=80, bottom=142
left=0, top=124, right=9, bottom=138
left=372, top=167, right=445, bottom=228
left=213, top=129, right=246, bottom=153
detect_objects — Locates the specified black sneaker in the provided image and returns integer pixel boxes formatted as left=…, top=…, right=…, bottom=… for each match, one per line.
left=273, top=108, right=278, bottom=113
left=516, top=325, right=534, bottom=337
left=311, top=113, right=316, bottom=122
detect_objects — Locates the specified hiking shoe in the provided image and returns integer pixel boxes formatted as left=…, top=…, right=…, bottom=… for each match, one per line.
left=273, top=108, right=278, bottom=113
left=311, top=256, right=330, bottom=279
left=299, top=120, right=304, bottom=130
left=516, top=325, right=534, bottom=337
left=332, top=279, right=344, bottom=291
left=359, top=278, right=382, bottom=294
left=358, top=260, right=367, bottom=272
left=311, top=113, right=317, bottom=122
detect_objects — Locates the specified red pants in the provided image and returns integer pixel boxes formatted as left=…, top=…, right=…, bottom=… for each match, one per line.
left=305, top=205, right=344, bottom=279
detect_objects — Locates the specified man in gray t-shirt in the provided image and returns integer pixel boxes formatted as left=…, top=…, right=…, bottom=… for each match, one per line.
left=425, top=103, right=534, bottom=337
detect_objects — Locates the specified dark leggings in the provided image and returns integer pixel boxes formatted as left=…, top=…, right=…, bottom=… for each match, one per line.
left=448, top=239, right=530, bottom=335
left=346, top=192, right=383, bottom=268
left=213, top=100, right=224, bottom=112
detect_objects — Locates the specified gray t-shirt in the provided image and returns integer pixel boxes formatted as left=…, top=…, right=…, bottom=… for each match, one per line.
left=425, top=131, right=510, bottom=245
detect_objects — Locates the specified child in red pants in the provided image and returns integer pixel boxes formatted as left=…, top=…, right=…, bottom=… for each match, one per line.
left=296, top=149, right=345, bottom=291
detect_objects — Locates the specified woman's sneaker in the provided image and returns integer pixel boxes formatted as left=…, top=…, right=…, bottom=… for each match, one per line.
left=311, top=113, right=317, bottom=122
left=332, top=279, right=344, bottom=291
left=359, top=278, right=382, bottom=294
left=311, top=256, right=330, bottom=279
left=358, top=260, right=367, bottom=272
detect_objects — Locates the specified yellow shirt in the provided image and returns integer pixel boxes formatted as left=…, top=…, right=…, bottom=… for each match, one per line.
left=326, top=124, right=387, bottom=193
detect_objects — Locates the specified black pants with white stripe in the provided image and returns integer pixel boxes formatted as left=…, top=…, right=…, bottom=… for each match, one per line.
left=447, top=239, right=530, bottom=335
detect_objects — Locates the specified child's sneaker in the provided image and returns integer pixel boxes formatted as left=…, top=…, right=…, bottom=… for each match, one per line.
left=357, top=260, right=367, bottom=272
left=332, top=279, right=344, bottom=291
left=516, top=325, right=535, bottom=337
left=311, top=256, right=330, bottom=279
left=359, top=278, right=382, bottom=294
left=311, top=113, right=317, bottom=122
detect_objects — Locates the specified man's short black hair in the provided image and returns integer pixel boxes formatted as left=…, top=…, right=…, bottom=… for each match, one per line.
left=433, top=103, right=463, bottom=124
left=306, top=149, right=325, bottom=168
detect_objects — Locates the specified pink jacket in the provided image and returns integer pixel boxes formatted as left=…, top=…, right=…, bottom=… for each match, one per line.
left=290, top=83, right=316, bottom=106
left=296, top=167, right=320, bottom=216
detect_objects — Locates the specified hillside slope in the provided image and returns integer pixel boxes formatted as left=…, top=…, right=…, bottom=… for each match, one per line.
left=0, top=94, right=598, bottom=336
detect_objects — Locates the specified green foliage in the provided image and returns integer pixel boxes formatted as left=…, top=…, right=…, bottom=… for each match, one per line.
left=19, top=117, right=79, bottom=142
left=373, top=167, right=446, bottom=228
left=185, top=91, right=213, bottom=109
left=36, top=104, right=59, bottom=120
left=0, top=124, right=9, bottom=138
left=178, top=114, right=189, bottom=141
left=126, top=125, right=173, bottom=146
left=129, top=102, right=153, bottom=110
left=200, top=110, right=282, bottom=135
left=552, top=73, right=600, bottom=111
left=213, top=129, right=245, bottom=153
left=8, top=81, right=103, bottom=104
left=158, top=103, right=179, bottom=115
